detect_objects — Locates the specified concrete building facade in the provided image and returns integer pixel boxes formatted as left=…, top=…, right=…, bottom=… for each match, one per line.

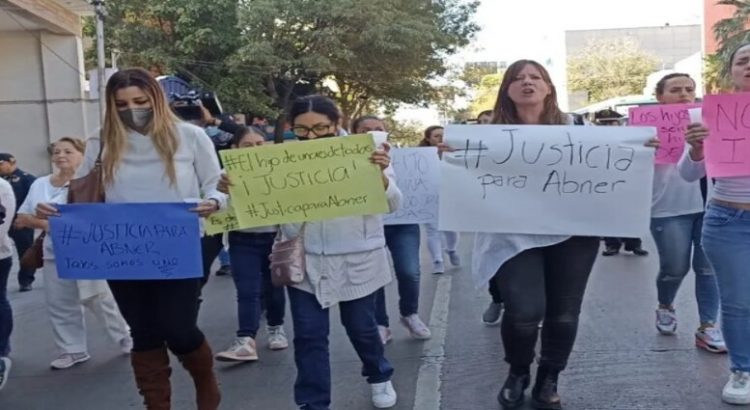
left=0, top=0, right=97, bottom=176
left=565, top=24, right=702, bottom=110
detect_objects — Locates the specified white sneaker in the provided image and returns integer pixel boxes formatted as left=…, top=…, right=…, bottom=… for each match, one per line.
left=655, top=308, right=677, bottom=335
left=371, top=380, right=397, bottom=408
left=400, top=314, right=431, bottom=340
left=50, top=353, right=90, bottom=370
left=722, top=371, right=750, bottom=404
left=378, top=325, right=393, bottom=345
left=433, top=261, right=445, bottom=275
left=695, top=326, right=727, bottom=353
left=447, top=251, right=461, bottom=267
left=267, top=326, right=289, bottom=351
left=0, top=357, right=11, bottom=391
left=119, top=336, right=133, bottom=354
left=215, top=337, right=258, bottom=362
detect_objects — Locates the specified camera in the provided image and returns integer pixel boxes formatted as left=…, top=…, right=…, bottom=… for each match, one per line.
left=170, top=90, right=223, bottom=121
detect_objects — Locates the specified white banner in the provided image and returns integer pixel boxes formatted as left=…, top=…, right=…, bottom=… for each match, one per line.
left=438, top=124, right=656, bottom=236
left=384, top=147, right=440, bottom=225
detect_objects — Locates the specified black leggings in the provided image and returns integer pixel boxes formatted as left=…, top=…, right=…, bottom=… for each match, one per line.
left=108, top=278, right=204, bottom=354
left=495, top=236, right=599, bottom=372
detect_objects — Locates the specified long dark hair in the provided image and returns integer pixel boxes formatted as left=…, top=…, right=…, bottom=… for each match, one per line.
left=288, top=95, right=341, bottom=125
left=491, top=60, right=566, bottom=125
left=231, top=126, right=267, bottom=146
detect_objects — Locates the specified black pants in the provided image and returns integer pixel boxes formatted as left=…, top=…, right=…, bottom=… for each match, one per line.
left=10, top=227, right=35, bottom=286
left=603, top=237, right=642, bottom=251
left=108, top=279, right=204, bottom=354
left=201, top=234, right=225, bottom=286
left=495, top=236, right=599, bottom=371
left=488, top=274, right=503, bottom=304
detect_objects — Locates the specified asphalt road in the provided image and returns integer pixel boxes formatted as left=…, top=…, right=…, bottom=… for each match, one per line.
left=0, top=234, right=736, bottom=410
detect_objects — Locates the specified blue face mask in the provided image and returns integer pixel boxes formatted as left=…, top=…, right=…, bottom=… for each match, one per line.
left=205, top=126, right=221, bottom=138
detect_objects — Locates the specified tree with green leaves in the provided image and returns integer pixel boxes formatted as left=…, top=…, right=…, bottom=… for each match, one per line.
left=567, top=38, right=659, bottom=104
left=90, top=0, right=246, bottom=107
left=90, top=0, right=478, bottom=141
left=468, top=72, right=503, bottom=116
left=708, top=0, right=750, bottom=92
left=321, top=0, right=479, bottom=129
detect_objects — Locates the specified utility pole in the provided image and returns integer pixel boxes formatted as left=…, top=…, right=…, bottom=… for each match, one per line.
left=92, top=0, right=107, bottom=122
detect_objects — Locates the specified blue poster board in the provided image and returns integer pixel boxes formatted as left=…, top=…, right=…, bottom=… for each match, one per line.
left=49, top=203, right=202, bottom=280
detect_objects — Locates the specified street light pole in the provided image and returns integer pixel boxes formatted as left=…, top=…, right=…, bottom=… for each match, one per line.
left=92, top=0, right=107, bottom=122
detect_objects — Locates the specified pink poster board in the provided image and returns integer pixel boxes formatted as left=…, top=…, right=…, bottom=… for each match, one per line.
left=703, top=93, right=750, bottom=178
left=629, top=103, right=699, bottom=164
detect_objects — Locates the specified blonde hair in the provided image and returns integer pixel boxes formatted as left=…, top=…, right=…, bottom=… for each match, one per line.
left=102, top=68, right=180, bottom=186
left=54, top=137, right=86, bottom=154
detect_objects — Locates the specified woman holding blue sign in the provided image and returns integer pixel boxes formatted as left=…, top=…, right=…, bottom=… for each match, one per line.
left=679, top=42, right=750, bottom=405
left=16, top=138, right=132, bottom=370
left=38, top=69, right=226, bottom=410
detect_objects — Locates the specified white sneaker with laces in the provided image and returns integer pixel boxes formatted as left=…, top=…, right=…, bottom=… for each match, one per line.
left=655, top=308, right=677, bottom=335
left=50, top=352, right=90, bottom=370
left=371, top=380, right=397, bottom=408
left=266, top=326, right=289, bottom=351
left=215, top=337, right=258, bottom=362
left=378, top=325, right=393, bottom=345
left=695, top=326, right=727, bottom=353
left=447, top=251, right=461, bottom=267
left=119, top=336, right=133, bottom=354
left=723, top=371, right=750, bottom=404
left=400, top=314, right=431, bottom=340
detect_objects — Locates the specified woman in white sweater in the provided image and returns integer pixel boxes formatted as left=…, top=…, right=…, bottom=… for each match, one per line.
left=37, top=68, right=226, bottom=410
left=275, top=96, right=401, bottom=409
left=16, top=138, right=131, bottom=370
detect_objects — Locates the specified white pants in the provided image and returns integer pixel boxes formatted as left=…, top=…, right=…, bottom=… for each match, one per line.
left=42, top=261, right=130, bottom=354
left=424, top=223, right=458, bottom=263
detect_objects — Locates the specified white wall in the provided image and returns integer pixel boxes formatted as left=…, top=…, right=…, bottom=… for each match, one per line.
left=0, top=30, right=98, bottom=176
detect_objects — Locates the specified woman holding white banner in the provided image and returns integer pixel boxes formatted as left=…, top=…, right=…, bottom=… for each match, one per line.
left=470, top=60, right=607, bottom=410
left=15, top=138, right=131, bottom=370
left=419, top=126, right=461, bottom=274
left=352, top=115, right=431, bottom=344
left=648, top=73, right=725, bottom=352
left=679, top=43, right=750, bottom=405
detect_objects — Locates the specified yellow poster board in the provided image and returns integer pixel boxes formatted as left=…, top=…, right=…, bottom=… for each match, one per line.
left=204, top=209, right=240, bottom=236
left=220, top=134, right=389, bottom=228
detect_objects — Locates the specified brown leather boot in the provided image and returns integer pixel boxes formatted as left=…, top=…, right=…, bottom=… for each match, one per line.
left=178, top=341, right=221, bottom=410
left=131, top=348, right=172, bottom=410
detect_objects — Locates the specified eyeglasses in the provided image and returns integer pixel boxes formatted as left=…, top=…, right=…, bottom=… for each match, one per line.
left=292, top=123, right=335, bottom=138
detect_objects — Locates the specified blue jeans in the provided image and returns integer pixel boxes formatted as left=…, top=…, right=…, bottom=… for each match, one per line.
left=218, top=246, right=230, bottom=267
left=375, top=224, right=421, bottom=327
left=288, top=287, right=394, bottom=410
left=651, top=213, right=719, bottom=324
left=0, top=257, right=12, bottom=356
left=702, top=202, right=750, bottom=372
left=228, top=232, right=284, bottom=338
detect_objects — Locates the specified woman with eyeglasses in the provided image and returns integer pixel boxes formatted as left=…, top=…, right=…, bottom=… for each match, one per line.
left=220, top=95, right=401, bottom=409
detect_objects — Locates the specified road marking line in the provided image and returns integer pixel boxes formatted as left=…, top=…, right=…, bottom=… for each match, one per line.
left=412, top=273, right=453, bottom=410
